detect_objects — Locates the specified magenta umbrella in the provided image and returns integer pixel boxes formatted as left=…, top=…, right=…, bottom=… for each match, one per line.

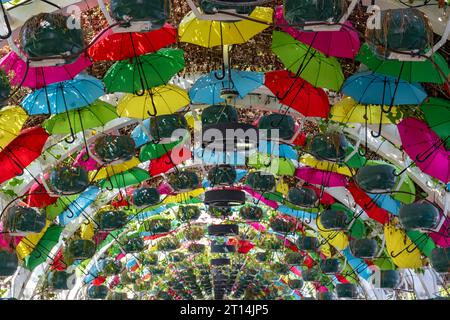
left=397, top=118, right=450, bottom=184
left=0, top=51, right=92, bottom=89
left=295, top=167, right=348, bottom=187
left=275, top=6, right=360, bottom=59
left=429, top=214, right=450, bottom=248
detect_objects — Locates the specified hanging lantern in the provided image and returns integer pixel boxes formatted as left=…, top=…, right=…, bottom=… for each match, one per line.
left=0, top=69, right=10, bottom=106
left=288, top=279, right=304, bottom=289
left=100, top=258, right=123, bottom=276
left=430, top=248, right=449, bottom=274
left=47, top=271, right=71, bottom=290
left=258, top=114, right=295, bottom=140
left=208, top=165, right=237, bottom=186
left=132, top=187, right=160, bottom=207
left=0, top=250, right=18, bottom=277
left=373, top=270, right=401, bottom=289
left=157, top=236, right=180, bottom=251
left=270, top=217, right=296, bottom=233
left=50, top=166, right=89, bottom=195
left=201, top=105, right=238, bottom=126
left=285, top=252, right=304, bottom=265
left=256, top=252, right=269, bottom=262
left=208, top=224, right=239, bottom=236
left=144, top=218, right=172, bottom=234
left=177, top=206, right=201, bottom=221
left=188, top=243, right=206, bottom=253
left=168, top=252, right=185, bottom=262
left=200, top=0, right=255, bottom=15
left=204, top=189, right=246, bottom=207
left=211, top=243, right=236, bottom=253
left=366, top=8, right=433, bottom=59
left=309, top=132, right=348, bottom=162
left=319, top=209, right=348, bottom=231
left=209, top=206, right=233, bottom=218
left=87, top=284, right=109, bottom=299
left=245, top=171, right=276, bottom=192
left=297, top=236, right=319, bottom=251
left=350, top=239, right=378, bottom=258
left=169, top=171, right=199, bottom=192
left=287, top=187, right=319, bottom=208
left=398, top=201, right=440, bottom=231
left=95, top=210, right=128, bottom=231
left=336, top=283, right=358, bottom=299
left=3, top=206, right=46, bottom=235
left=149, top=114, right=188, bottom=143
left=355, top=164, right=397, bottom=193
left=317, top=291, right=334, bottom=300
left=94, top=135, right=135, bottom=164
left=239, top=206, right=263, bottom=221
left=301, top=267, right=321, bottom=282
left=320, top=258, right=340, bottom=274
left=108, top=292, right=128, bottom=300
left=110, top=0, right=170, bottom=30
left=66, top=240, right=96, bottom=260
left=19, top=13, right=84, bottom=64
left=123, top=237, right=145, bottom=253
left=141, top=253, right=159, bottom=266
left=283, top=0, right=347, bottom=29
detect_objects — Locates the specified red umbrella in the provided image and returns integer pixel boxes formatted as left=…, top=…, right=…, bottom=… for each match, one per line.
left=27, top=177, right=58, bottom=208
left=265, top=70, right=330, bottom=118
left=347, top=181, right=390, bottom=224
left=149, top=145, right=191, bottom=176
left=88, top=24, right=177, bottom=61
left=0, top=127, right=49, bottom=185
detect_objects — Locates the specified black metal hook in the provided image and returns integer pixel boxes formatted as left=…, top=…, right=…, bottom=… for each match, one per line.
left=0, top=3, right=12, bottom=40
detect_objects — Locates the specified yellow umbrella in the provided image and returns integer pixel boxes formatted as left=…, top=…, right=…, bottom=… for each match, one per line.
left=178, top=6, right=273, bottom=48
left=300, top=154, right=355, bottom=177
left=117, top=84, right=190, bottom=119
left=0, top=106, right=29, bottom=149
left=317, top=219, right=349, bottom=251
left=163, top=188, right=205, bottom=204
left=331, top=96, right=400, bottom=124
left=89, top=157, right=141, bottom=181
left=16, top=220, right=51, bottom=261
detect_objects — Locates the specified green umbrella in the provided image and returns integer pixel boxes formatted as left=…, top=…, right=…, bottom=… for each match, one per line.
left=331, top=203, right=366, bottom=239
left=46, top=194, right=78, bottom=220
left=345, top=144, right=366, bottom=169
left=248, top=152, right=296, bottom=176
left=104, top=49, right=185, bottom=94
left=271, top=31, right=344, bottom=91
left=99, top=167, right=150, bottom=189
left=420, top=97, right=450, bottom=149
left=356, top=44, right=449, bottom=84
left=139, top=140, right=184, bottom=162
left=43, top=100, right=118, bottom=135
left=407, top=230, right=436, bottom=258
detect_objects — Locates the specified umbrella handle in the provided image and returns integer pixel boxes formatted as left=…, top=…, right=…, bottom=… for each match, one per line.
left=214, top=66, right=226, bottom=80
left=65, top=134, right=77, bottom=144
left=370, top=120, right=383, bottom=138
left=415, top=136, right=449, bottom=163
left=0, top=3, right=12, bottom=40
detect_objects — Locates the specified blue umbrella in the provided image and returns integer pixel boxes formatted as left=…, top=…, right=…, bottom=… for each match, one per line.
left=189, top=69, right=264, bottom=104
left=258, top=142, right=298, bottom=160
left=58, top=186, right=100, bottom=226
left=21, top=74, right=105, bottom=115
left=341, top=71, right=427, bottom=106
left=131, top=119, right=152, bottom=148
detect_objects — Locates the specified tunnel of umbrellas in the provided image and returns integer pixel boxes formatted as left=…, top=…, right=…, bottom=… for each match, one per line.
left=0, top=0, right=449, bottom=300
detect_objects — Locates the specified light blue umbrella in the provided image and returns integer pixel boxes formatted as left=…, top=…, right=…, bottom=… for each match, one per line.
left=21, top=74, right=105, bottom=115
left=341, top=71, right=427, bottom=106
left=189, top=69, right=263, bottom=105
left=258, top=142, right=298, bottom=160
left=131, top=119, right=152, bottom=148
left=58, top=186, right=100, bottom=226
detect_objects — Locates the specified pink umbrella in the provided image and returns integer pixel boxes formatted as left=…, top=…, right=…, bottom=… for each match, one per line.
left=73, top=149, right=100, bottom=172
left=397, top=118, right=450, bottom=184
left=275, top=6, right=360, bottom=59
left=242, top=186, right=279, bottom=209
left=0, top=51, right=92, bottom=89
left=295, top=167, right=348, bottom=187
left=429, top=214, right=450, bottom=248
left=0, top=222, right=22, bottom=250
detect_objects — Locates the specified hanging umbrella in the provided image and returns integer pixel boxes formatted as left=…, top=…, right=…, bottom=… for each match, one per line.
left=271, top=31, right=344, bottom=91
left=131, top=118, right=189, bottom=148
left=87, top=23, right=177, bottom=61
left=103, top=49, right=185, bottom=94
left=27, top=177, right=58, bottom=208
left=89, top=157, right=141, bottom=182
left=21, top=74, right=105, bottom=115
left=117, top=84, right=190, bottom=119
left=398, top=118, right=449, bottom=184
left=139, top=140, right=182, bottom=162
left=248, top=153, right=296, bottom=176
left=0, top=106, right=28, bottom=149
left=189, top=69, right=263, bottom=104
left=178, top=7, right=273, bottom=48
left=295, top=167, right=348, bottom=187
left=420, top=98, right=450, bottom=149
left=275, top=6, right=360, bottom=59
left=99, top=168, right=150, bottom=189
left=0, top=51, right=92, bottom=89
left=73, top=149, right=101, bottom=172
left=149, top=146, right=192, bottom=176
left=264, top=70, right=330, bottom=118
left=0, top=127, right=49, bottom=184
left=356, top=44, right=450, bottom=84
left=58, top=186, right=100, bottom=226
left=341, top=71, right=427, bottom=106
left=331, top=96, right=401, bottom=124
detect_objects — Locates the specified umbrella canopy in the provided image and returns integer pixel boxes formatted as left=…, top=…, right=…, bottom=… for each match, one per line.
left=0, top=127, right=49, bottom=184
left=295, top=167, right=348, bottom=187
left=43, top=100, right=118, bottom=135
left=89, top=157, right=141, bottom=182
left=398, top=118, right=449, bottom=183
left=356, top=44, right=450, bottom=84
left=275, top=6, right=360, bottom=59
left=117, top=84, right=190, bottom=119
left=21, top=74, right=105, bottom=115
left=248, top=153, right=296, bottom=176
left=99, top=168, right=151, bottom=189
left=140, top=140, right=182, bottom=162
left=189, top=70, right=263, bottom=105
left=178, top=7, right=273, bottom=48
left=104, top=49, right=185, bottom=94
left=0, top=51, right=92, bottom=89
left=341, top=71, right=427, bottom=106
left=331, top=96, right=401, bottom=124
left=271, top=31, right=344, bottom=91
left=0, top=106, right=28, bottom=149
left=420, top=98, right=450, bottom=149
left=27, top=178, right=58, bottom=208
left=87, top=24, right=177, bottom=61
left=264, top=70, right=330, bottom=118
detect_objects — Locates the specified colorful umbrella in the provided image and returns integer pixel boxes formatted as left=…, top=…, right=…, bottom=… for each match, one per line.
left=0, top=51, right=92, bottom=89
left=99, top=168, right=150, bottom=189
left=27, top=178, right=58, bottom=208
left=341, top=71, right=427, bottom=106
left=264, top=70, right=330, bottom=118
left=356, top=44, right=450, bottom=84
left=140, top=140, right=182, bottom=162
left=275, top=6, right=360, bottom=59
left=178, top=7, right=273, bottom=48
left=58, top=186, right=100, bottom=225
left=87, top=24, right=177, bottom=61
left=0, top=127, right=49, bottom=184
left=103, top=49, right=185, bottom=94
left=420, top=98, right=450, bottom=149
left=89, top=157, right=141, bottom=182
left=43, top=100, right=118, bottom=135
left=117, top=84, right=190, bottom=119
left=189, top=69, right=263, bottom=105
left=21, top=74, right=105, bottom=115
left=0, top=106, right=28, bottom=149
left=271, top=31, right=344, bottom=91
left=295, top=167, right=348, bottom=187
left=398, top=118, right=449, bottom=184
